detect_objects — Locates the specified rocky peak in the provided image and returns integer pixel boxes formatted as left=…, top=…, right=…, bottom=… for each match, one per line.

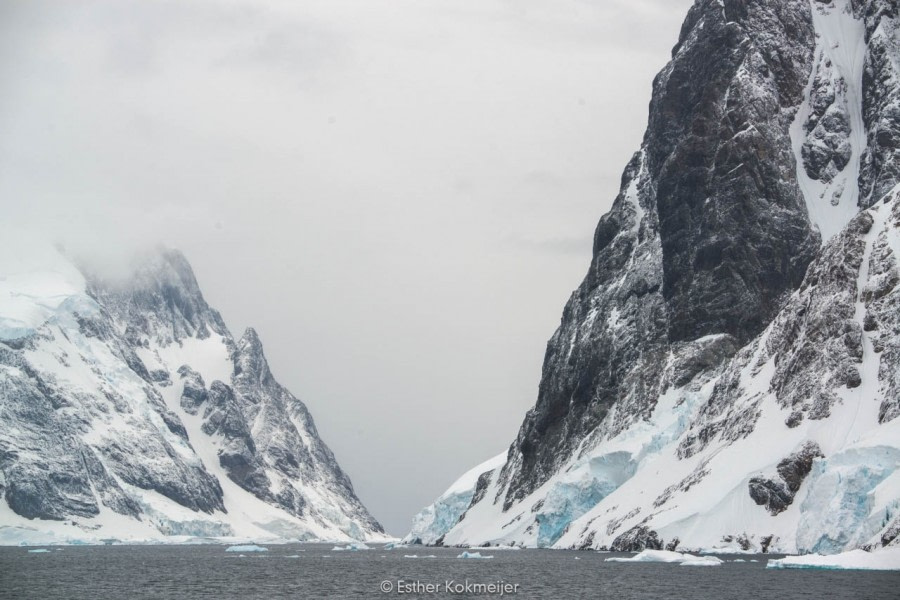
left=233, top=327, right=274, bottom=389
left=86, top=248, right=228, bottom=346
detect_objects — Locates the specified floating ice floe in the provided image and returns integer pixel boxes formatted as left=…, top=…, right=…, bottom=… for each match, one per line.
left=680, top=557, right=724, bottom=567
left=383, top=542, right=408, bottom=550
left=225, top=545, right=268, bottom=553
left=27, top=549, right=51, bottom=554
left=457, top=551, right=493, bottom=559
left=766, top=548, right=900, bottom=571
left=332, top=542, right=370, bottom=551
left=606, top=550, right=722, bottom=567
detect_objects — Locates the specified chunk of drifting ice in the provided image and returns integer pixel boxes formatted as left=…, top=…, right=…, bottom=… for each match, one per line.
left=766, top=547, right=900, bottom=571
left=27, top=549, right=51, bottom=554
left=457, top=551, right=493, bottom=559
left=606, top=550, right=687, bottom=563
left=332, top=542, right=370, bottom=551
left=225, top=545, right=268, bottom=553
left=383, top=542, right=408, bottom=550
left=680, top=557, right=724, bottom=567
left=606, top=550, right=722, bottom=566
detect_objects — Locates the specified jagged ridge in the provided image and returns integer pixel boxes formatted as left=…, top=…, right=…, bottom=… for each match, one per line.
left=0, top=247, right=384, bottom=544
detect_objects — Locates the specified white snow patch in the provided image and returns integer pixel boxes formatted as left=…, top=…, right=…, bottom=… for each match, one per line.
left=790, top=0, right=868, bottom=240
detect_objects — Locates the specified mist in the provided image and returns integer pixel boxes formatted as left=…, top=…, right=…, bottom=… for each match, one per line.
left=0, top=0, right=694, bottom=535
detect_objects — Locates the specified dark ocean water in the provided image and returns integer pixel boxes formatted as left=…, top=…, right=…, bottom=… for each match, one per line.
left=1, top=544, right=898, bottom=600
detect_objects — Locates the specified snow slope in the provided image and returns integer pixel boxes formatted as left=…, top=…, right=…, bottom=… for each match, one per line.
left=791, top=0, right=868, bottom=240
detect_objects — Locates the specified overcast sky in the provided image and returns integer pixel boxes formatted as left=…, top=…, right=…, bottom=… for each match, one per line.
left=1, top=0, right=693, bottom=535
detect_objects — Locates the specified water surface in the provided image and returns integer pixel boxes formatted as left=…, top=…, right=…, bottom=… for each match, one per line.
left=1, top=544, right=897, bottom=599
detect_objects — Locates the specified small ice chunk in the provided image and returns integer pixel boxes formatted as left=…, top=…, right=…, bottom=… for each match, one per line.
left=225, top=545, right=268, bottom=553
left=383, top=542, right=408, bottom=550
left=457, top=551, right=493, bottom=559
left=27, top=549, right=51, bottom=554
left=332, top=542, right=370, bottom=551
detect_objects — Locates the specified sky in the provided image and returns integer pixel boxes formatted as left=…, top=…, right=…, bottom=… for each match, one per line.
left=0, top=0, right=694, bottom=535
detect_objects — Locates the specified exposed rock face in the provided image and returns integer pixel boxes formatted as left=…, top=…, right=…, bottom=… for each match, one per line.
left=749, top=442, right=824, bottom=515
left=0, top=248, right=383, bottom=543
left=498, top=0, right=820, bottom=517
left=413, top=0, right=900, bottom=554
left=801, top=64, right=854, bottom=184
left=610, top=526, right=663, bottom=553
left=856, top=0, right=900, bottom=206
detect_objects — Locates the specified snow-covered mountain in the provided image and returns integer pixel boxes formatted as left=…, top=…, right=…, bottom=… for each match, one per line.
left=409, top=0, right=900, bottom=554
left=0, top=244, right=385, bottom=544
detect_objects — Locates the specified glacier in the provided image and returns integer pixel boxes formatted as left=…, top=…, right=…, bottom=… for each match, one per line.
left=403, top=452, right=505, bottom=545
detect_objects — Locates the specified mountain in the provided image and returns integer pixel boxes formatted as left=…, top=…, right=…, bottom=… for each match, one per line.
left=0, top=244, right=385, bottom=544
left=409, top=0, right=900, bottom=554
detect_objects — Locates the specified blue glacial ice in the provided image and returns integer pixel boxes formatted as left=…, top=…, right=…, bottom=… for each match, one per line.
left=797, top=446, right=900, bottom=554
left=457, top=551, right=493, bottom=559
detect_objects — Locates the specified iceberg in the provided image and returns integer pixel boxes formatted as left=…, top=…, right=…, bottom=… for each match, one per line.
left=679, top=556, right=724, bottom=567
left=766, top=547, right=900, bottom=571
left=457, top=551, right=493, bottom=559
left=382, top=542, right=408, bottom=550
left=225, top=545, right=268, bottom=553
left=332, top=542, right=370, bottom=551
left=606, top=550, right=722, bottom=566
left=27, top=549, right=51, bottom=554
